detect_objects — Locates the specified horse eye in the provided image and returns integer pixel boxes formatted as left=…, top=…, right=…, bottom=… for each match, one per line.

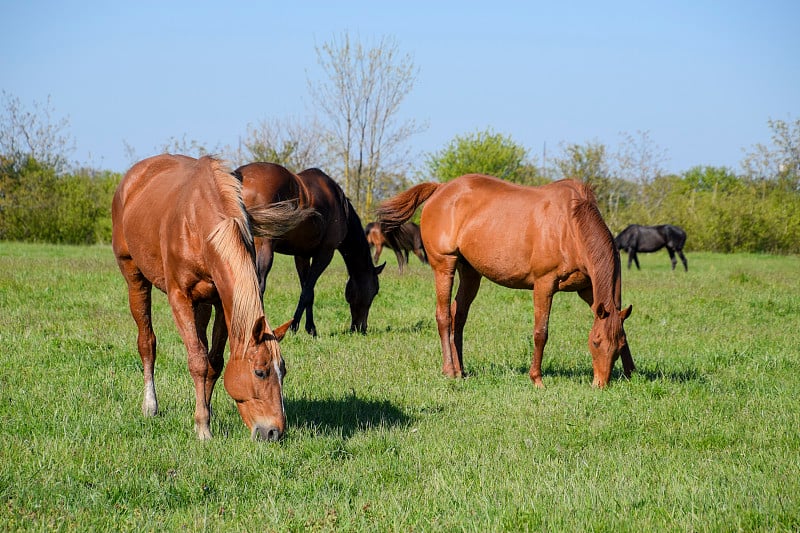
left=254, top=368, right=268, bottom=379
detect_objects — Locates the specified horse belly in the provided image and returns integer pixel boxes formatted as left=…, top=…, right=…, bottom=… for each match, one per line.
left=457, top=228, right=539, bottom=290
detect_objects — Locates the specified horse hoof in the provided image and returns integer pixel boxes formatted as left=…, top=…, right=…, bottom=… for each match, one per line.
left=194, top=424, right=213, bottom=440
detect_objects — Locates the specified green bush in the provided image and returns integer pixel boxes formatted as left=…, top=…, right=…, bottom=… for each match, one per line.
left=0, top=157, right=120, bottom=244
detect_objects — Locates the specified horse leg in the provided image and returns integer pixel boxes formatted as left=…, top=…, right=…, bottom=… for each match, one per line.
left=631, top=250, right=641, bottom=270
left=451, top=262, right=482, bottom=377
left=433, top=257, right=458, bottom=377
left=373, top=242, right=382, bottom=264
left=196, top=302, right=227, bottom=413
left=530, top=282, right=556, bottom=388
left=254, top=238, right=275, bottom=299
left=167, top=288, right=214, bottom=440
left=667, top=248, right=678, bottom=270
left=294, top=250, right=335, bottom=336
left=119, top=262, right=159, bottom=417
left=677, top=249, right=688, bottom=271
left=394, top=249, right=407, bottom=274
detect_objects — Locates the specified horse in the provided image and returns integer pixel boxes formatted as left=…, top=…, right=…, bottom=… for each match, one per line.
left=377, top=175, right=635, bottom=388
left=364, top=221, right=428, bottom=273
left=234, top=162, right=385, bottom=336
left=112, top=154, right=311, bottom=441
left=614, top=224, right=688, bottom=271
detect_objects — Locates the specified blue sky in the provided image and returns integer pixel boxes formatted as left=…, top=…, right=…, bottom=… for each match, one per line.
left=2, top=0, right=798, bottom=175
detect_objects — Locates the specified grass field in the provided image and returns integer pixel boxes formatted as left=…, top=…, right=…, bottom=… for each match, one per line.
left=1, top=241, right=799, bottom=531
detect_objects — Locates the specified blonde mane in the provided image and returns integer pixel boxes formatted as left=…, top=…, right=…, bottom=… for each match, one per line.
left=205, top=158, right=265, bottom=349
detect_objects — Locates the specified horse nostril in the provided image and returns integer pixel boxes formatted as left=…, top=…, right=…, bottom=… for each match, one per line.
left=252, top=425, right=283, bottom=442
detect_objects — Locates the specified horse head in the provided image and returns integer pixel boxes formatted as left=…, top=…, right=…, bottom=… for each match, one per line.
left=345, top=262, right=386, bottom=333
left=588, top=303, right=632, bottom=387
left=224, top=317, right=293, bottom=441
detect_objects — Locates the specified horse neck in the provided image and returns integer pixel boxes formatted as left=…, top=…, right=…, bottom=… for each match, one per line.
left=208, top=218, right=264, bottom=355
left=587, top=255, right=622, bottom=309
left=573, top=201, right=622, bottom=309
left=338, top=203, right=373, bottom=279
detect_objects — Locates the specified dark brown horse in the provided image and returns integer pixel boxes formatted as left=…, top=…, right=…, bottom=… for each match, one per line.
left=377, top=175, right=634, bottom=388
left=112, top=154, right=309, bottom=441
left=235, top=162, right=385, bottom=336
left=364, top=221, right=428, bottom=273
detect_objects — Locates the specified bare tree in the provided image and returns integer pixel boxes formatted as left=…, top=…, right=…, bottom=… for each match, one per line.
left=0, top=91, right=74, bottom=173
left=240, top=116, right=330, bottom=171
left=742, top=117, right=800, bottom=189
left=612, top=130, right=670, bottom=213
left=613, top=130, right=669, bottom=185
left=308, top=33, right=423, bottom=213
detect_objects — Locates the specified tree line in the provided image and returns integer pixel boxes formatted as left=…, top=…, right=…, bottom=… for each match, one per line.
left=1, top=32, right=798, bottom=253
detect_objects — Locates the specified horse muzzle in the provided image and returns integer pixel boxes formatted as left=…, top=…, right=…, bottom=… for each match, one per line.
left=252, top=423, right=283, bottom=442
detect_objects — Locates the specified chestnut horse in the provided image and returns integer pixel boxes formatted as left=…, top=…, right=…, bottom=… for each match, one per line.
left=235, top=162, right=385, bottom=336
left=112, top=154, right=310, bottom=440
left=377, top=175, right=635, bottom=388
left=364, top=221, right=428, bottom=273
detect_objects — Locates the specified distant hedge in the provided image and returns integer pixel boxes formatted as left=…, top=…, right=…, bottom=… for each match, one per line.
left=0, top=158, right=119, bottom=245
left=601, top=174, right=800, bottom=255
left=1, top=158, right=799, bottom=254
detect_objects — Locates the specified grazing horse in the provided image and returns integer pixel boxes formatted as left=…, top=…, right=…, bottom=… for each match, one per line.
left=377, top=175, right=634, bottom=388
left=112, top=154, right=309, bottom=441
left=364, top=221, right=428, bottom=273
left=615, top=224, right=688, bottom=271
left=235, top=162, right=385, bottom=336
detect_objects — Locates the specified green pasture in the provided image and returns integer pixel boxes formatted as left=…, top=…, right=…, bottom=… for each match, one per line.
left=1, top=242, right=799, bottom=531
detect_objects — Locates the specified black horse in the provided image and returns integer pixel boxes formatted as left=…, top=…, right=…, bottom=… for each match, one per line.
left=614, top=224, right=688, bottom=271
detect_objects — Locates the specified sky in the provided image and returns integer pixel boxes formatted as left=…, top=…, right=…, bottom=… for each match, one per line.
left=1, top=0, right=798, bottom=176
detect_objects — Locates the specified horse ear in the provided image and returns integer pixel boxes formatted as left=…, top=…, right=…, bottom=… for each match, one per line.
left=620, top=305, right=632, bottom=320
left=375, top=262, right=386, bottom=275
left=596, top=303, right=609, bottom=319
left=273, top=319, right=293, bottom=342
left=251, top=316, right=268, bottom=342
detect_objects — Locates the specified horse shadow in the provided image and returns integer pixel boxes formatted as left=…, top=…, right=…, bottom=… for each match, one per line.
left=508, top=359, right=703, bottom=384
left=286, top=393, right=410, bottom=439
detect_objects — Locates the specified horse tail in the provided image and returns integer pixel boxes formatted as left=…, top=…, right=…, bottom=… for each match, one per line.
left=376, top=182, right=440, bottom=232
left=248, top=200, right=317, bottom=239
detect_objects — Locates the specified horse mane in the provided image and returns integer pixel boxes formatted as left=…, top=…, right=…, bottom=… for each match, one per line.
left=204, top=157, right=265, bottom=349
left=570, top=182, right=619, bottom=305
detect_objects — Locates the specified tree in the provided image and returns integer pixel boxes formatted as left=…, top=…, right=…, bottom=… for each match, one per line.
left=554, top=140, right=610, bottom=189
left=309, top=32, right=423, bottom=214
left=0, top=91, right=74, bottom=174
left=240, top=116, right=330, bottom=172
left=123, top=135, right=223, bottom=169
left=613, top=130, right=668, bottom=185
left=682, top=165, right=740, bottom=194
left=424, top=128, right=531, bottom=183
left=742, top=117, right=800, bottom=190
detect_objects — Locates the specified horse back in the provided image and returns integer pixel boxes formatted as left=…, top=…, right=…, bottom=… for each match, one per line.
left=421, top=176, right=590, bottom=288
left=112, top=154, right=239, bottom=292
left=236, top=162, right=303, bottom=209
